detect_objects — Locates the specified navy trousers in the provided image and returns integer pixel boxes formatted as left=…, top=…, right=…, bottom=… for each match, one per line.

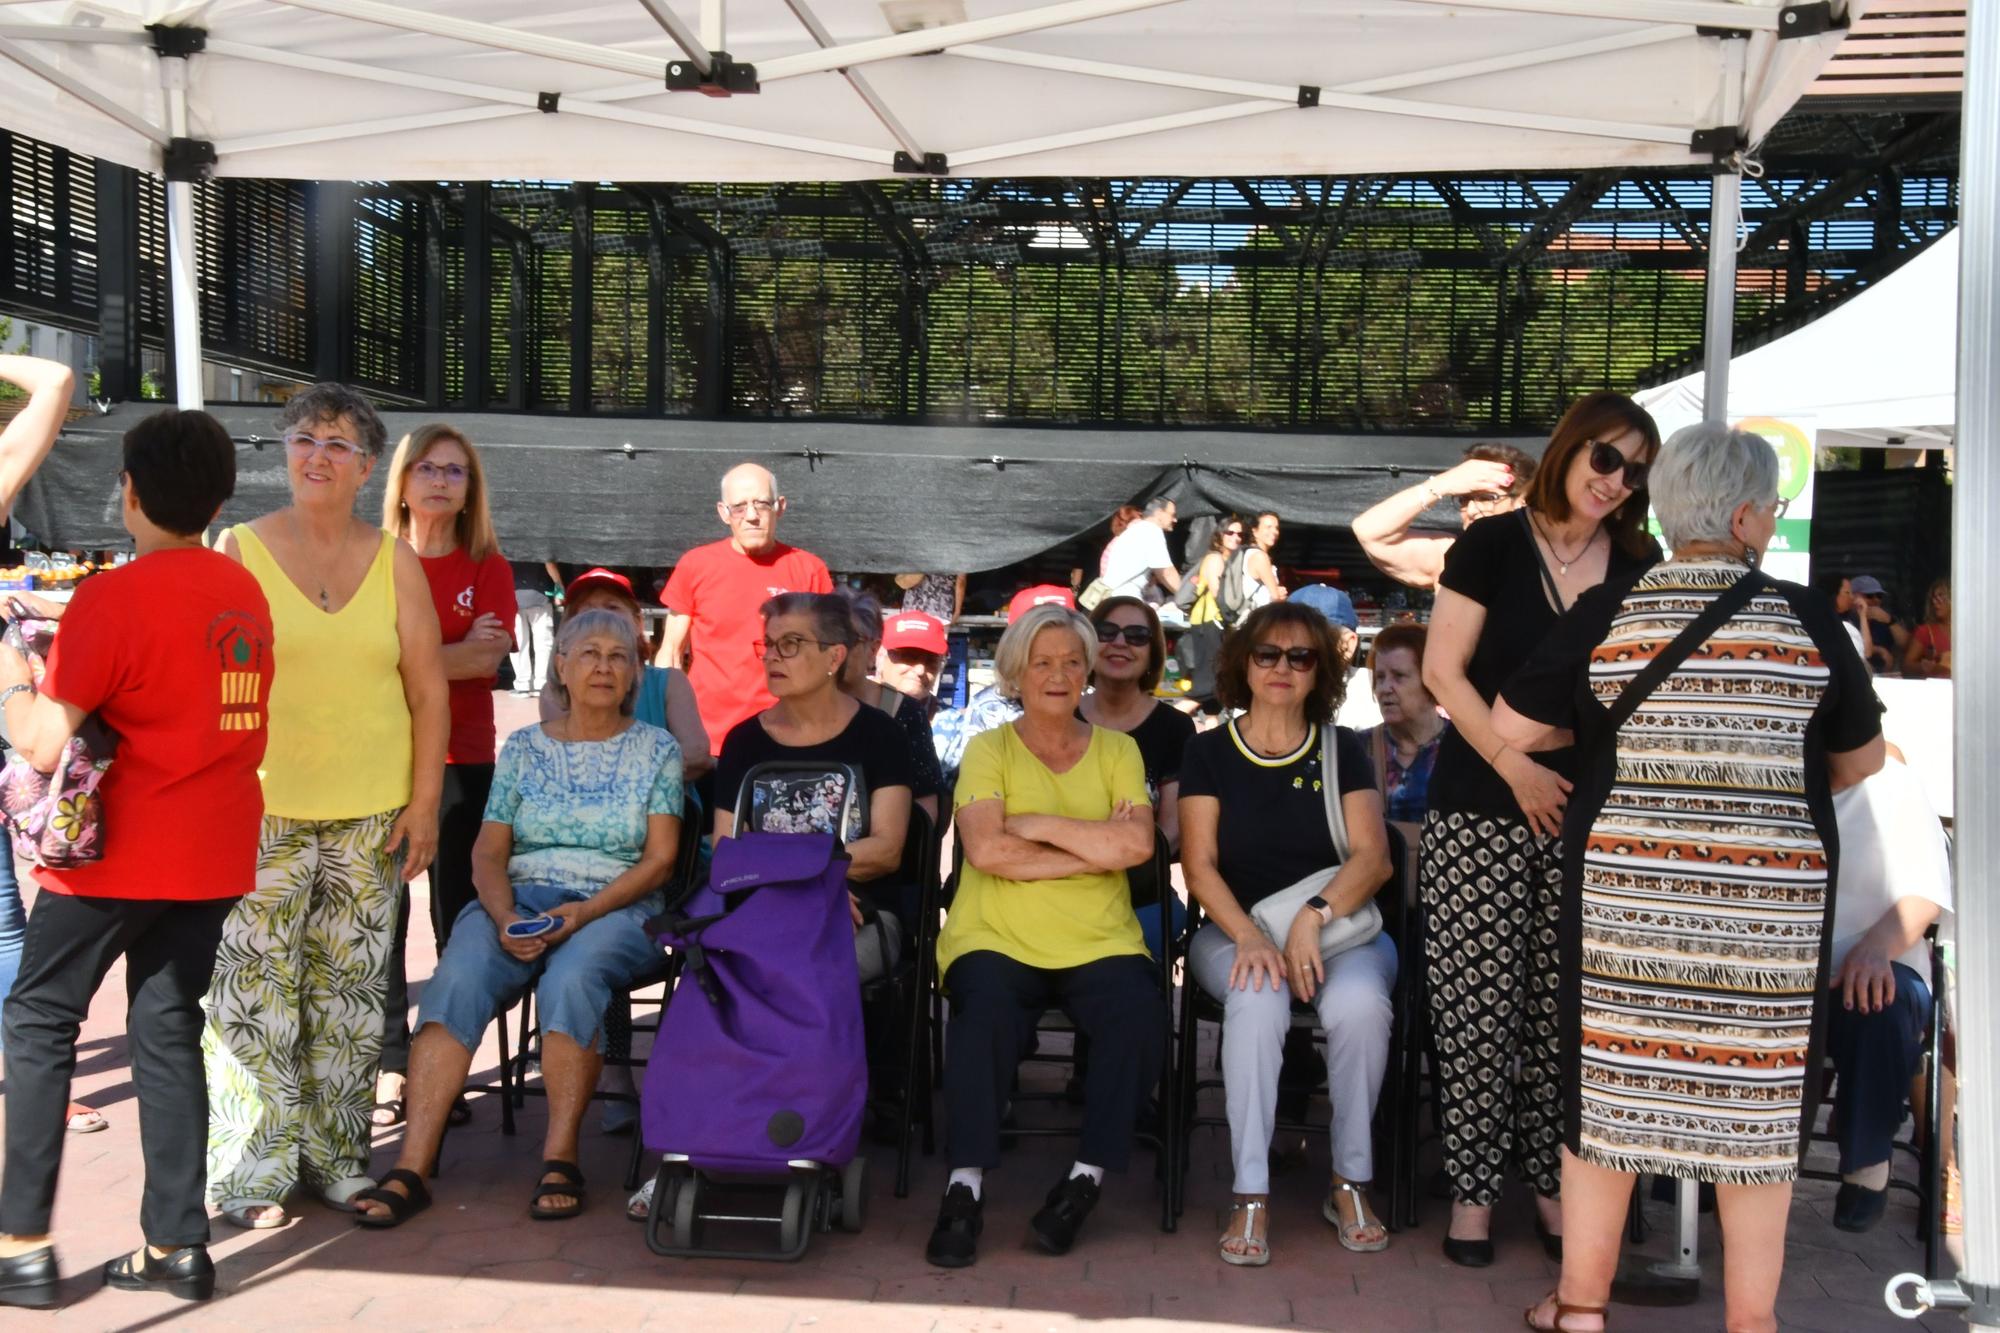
left=1827, top=961, right=1932, bottom=1174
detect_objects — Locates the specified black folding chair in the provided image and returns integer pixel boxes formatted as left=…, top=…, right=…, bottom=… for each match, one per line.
left=1171, top=824, right=1418, bottom=1231
left=485, top=791, right=705, bottom=1190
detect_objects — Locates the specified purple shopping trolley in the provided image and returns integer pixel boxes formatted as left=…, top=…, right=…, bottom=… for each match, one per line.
left=642, top=829, right=868, bottom=1260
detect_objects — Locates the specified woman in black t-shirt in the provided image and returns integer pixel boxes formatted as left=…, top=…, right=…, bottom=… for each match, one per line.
left=1180, top=603, right=1396, bottom=1266
left=713, top=593, right=914, bottom=980
left=1081, top=597, right=1196, bottom=959
left=1417, top=391, right=1662, bottom=1268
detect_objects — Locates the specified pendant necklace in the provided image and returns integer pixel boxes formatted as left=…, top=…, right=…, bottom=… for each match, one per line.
left=289, top=512, right=352, bottom=609
left=1534, top=515, right=1596, bottom=575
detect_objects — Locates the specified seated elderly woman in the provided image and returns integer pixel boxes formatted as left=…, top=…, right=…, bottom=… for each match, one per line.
left=715, top=593, right=914, bottom=980
left=926, top=604, right=1162, bottom=1270
left=1180, top=602, right=1396, bottom=1265
left=1492, top=422, right=1884, bottom=1333
left=352, top=609, right=683, bottom=1228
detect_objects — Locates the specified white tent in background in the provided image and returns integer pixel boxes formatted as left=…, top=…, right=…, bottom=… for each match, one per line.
left=1638, top=227, right=1959, bottom=443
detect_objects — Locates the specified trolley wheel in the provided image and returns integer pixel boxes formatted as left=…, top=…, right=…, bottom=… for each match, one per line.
left=671, top=1169, right=700, bottom=1249
left=838, top=1157, right=867, bottom=1233
left=778, top=1179, right=808, bottom=1253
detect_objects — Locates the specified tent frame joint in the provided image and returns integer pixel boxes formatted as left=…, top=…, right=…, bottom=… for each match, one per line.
left=666, top=51, right=759, bottom=96
left=163, top=137, right=217, bottom=182
left=1690, top=125, right=1747, bottom=162
left=1775, top=2, right=1840, bottom=39
left=537, top=91, right=560, bottom=113
left=1297, top=85, right=1320, bottom=108
left=894, top=150, right=949, bottom=175
left=146, top=23, right=207, bottom=59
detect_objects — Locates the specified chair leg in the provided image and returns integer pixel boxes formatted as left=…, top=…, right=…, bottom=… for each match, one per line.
left=896, top=959, right=925, bottom=1200
left=514, top=991, right=534, bottom=1110
left=496, top=1004, right=517, bottom=1137
left=624, top=1122, right=646, bottom=1192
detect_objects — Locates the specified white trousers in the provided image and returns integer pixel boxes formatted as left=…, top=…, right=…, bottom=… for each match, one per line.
left=1186, top=921, right=1396, bottom=1194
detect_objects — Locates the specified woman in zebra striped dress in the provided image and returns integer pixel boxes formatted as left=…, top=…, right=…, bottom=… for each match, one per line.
left=1494, top=422, right=1884, bottom=1333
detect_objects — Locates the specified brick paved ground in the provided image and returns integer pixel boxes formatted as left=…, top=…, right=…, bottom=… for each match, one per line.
left=0, top=695, right=1958, bottom=1332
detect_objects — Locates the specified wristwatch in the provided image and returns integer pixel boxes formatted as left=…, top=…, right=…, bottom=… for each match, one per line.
left=1305, top=894, right=1334, bottom=924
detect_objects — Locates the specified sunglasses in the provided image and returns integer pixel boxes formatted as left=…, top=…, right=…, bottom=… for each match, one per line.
left=1222, top=528, right=1244, bottom=540
left=1587, top=440, right=1649, bottom=491
left=1249, top=644, right=1319, bottom=672
left=1094, top=623, right=1152, bottom=646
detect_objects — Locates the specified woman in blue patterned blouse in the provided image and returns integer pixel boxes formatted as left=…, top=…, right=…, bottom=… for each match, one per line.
left=352, top=608, right=683, bottom=1228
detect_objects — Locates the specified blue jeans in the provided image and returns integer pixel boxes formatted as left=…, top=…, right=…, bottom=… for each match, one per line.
left=0, top=852, right=24, bottom=1053
left=416, top=886, right=660, bottom=1056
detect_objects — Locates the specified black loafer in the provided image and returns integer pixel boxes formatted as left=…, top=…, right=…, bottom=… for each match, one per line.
left=1442, top=1235, right=1495, bottom=1268
left=925, top=1183, right=984, bottom=1268
left=1834, top=1182, right=1889, bottom=1234
left=1028, top=1173, right=1101, bottom=1255
left=103, top=1245, right=215, bottom=1302
left=1535, top=1212, right=1564, bottom=1262
left=0, top=1245, right=59, bottom=1309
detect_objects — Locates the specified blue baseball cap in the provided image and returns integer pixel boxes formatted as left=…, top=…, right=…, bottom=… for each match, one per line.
left=1290, top=584, right=1359, bottom=631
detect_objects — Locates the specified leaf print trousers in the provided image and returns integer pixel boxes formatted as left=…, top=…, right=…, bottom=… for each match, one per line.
left=202, top=810, right=401, bottom=1203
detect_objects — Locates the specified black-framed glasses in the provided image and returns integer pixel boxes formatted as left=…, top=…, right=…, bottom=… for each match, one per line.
left=1249, top=644, right=1319, bottom=672
left=1094, top=622, right=1152, bottom=646
left=1587, top=440, right=1649, bottom=490
left=753, top=634, right=838, bottom=660
left=413, top=460, right=468, bottom=484
left=1222, top=527, right=1244, bottom=540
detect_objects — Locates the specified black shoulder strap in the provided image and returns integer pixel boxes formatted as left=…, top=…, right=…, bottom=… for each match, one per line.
left=1603, top=568, right=1769, bottom=737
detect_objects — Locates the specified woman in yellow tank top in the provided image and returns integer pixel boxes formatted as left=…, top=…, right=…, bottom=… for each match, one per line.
left=200, top=383, right=449, bottom=1230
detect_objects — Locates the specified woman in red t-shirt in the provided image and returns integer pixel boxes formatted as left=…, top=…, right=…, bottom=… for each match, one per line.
left=372, top=423, right=514, bottom=1127
left=0, top=409, right=272, bottom=1306
left=1905, top=577, right=1952, bottom=679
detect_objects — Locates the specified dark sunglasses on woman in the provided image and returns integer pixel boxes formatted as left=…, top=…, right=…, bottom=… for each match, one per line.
left=1249, top=644, right=1319, bottom=671
left=1588, top=440, right=1649, bottom=490
left=1094, top=622, right=1152, bottom=646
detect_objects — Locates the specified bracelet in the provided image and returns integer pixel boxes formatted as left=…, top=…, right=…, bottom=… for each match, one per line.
left=1420, top=481, right=1441, bottom=505
left=0, top=682, right=33, bottom=708
left=1484, top=740, right=1510, bottom=767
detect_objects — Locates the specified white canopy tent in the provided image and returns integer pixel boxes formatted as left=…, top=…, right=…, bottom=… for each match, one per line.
left=1638, top=227, right=1959, bottom=444
left=11, top=2, right=1992, bottom=1326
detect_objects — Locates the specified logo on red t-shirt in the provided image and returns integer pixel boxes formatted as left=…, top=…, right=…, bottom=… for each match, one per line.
left=207, top=612, right=269, bottom=733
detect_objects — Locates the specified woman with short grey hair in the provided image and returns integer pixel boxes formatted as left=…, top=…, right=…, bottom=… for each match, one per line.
left=351, top=602, right=684, bottom=1228
left=1491, top=420, right=1886, bottom=1333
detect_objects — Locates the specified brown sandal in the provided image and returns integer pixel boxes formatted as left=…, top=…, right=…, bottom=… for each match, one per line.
left=1524, top=1292, right=1607, bottom=1331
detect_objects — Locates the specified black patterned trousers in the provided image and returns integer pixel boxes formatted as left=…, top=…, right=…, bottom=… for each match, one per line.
left=1420, top=809, right=1564, bottom=1206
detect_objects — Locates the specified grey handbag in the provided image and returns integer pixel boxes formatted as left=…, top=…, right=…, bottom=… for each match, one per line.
left=1247, top=722, right=1384, bottom=958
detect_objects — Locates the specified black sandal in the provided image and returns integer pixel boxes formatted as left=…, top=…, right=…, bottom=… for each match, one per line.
left=352, top=1169, right=432, bottom=1229
left=528, top=1159, right=587, bottom=1221
left=446, top=1095, right=473, bottom=1128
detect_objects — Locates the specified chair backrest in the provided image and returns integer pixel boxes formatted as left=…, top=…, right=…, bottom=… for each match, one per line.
left=731, top=760, right=868, bottom=845
left=1373, top=822, right=1411, bottom=950
left=1126, top=827, right=1174, bottom=913
left=659, top=790, right=709, bottom=913
left=898, top=803, right=940, bottom=895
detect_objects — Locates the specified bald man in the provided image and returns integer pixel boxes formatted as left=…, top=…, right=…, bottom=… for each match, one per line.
left=657, top=462, right=833, bottom=742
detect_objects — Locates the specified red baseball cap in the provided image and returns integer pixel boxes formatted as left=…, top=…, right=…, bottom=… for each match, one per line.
left=564, top=567, right=639, bottom=607
left=881, top=611, right=948, bottom=655
left=1006, top=584, right=1076, bottom=622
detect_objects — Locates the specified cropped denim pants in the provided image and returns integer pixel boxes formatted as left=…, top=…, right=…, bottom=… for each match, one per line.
left=417, top=884, right=659, bottom=1056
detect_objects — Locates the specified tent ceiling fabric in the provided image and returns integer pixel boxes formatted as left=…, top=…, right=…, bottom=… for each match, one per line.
left=17, top=405, right=1521, bottom=571
left=0, top=1, right=1856, bottom=182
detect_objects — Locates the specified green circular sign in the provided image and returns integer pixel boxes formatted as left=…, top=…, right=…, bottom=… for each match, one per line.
left=1739, top=418, right=1812, bottom=502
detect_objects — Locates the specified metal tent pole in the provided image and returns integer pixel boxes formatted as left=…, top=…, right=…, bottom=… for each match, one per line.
left=1895, top=0, right=2000, bottom=1326
left=1701, top=168, right=1741, bottom=423
left=161, top=56, right=204, bottom=409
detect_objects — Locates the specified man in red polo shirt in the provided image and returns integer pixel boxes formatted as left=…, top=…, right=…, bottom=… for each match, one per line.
left=658, top=462, right=833, bottom=743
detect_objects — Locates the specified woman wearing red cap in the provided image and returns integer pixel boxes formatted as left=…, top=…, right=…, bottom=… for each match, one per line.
left=374, top=423, right=515, bottom=1127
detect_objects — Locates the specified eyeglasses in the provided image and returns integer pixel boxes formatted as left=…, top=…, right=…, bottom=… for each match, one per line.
left=1587, top=440, right=1649, bottom=491
left=1459, top=491, right=1504, bottom=508
left=1094, top=623, right=1152, bottom=646
left=413, top=460, right=469, bottom=484
left=1249, top=644, right=1319, bottom=672
left=284, top=433, right=366, bottom=464
left=754, top=634, right=840, bottom=660
left=1762, top=497, right=1790, bottom=520
left=723, top=499, right=778, bottom=519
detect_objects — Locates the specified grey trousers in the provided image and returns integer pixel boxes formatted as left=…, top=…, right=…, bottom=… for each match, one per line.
left=1186, top=922, right=1397, bottom=1194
